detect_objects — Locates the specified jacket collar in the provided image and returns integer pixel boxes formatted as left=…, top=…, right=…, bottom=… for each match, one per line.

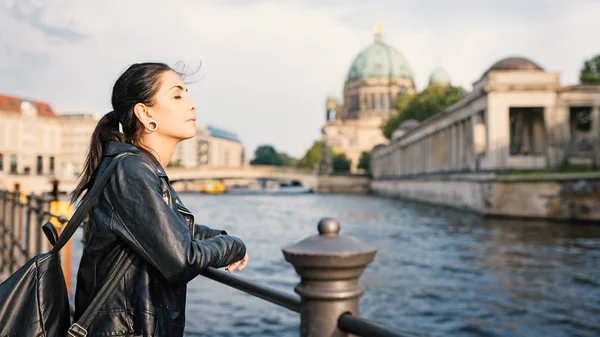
left=103, top=141, right=168, bottom=178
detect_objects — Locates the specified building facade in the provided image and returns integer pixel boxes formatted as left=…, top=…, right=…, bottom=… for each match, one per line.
left=371, top=57, right=600, bottom=177
left=0, top=94, right=61, bottom=177
left=172, top=123, right=245, bottom=168
left=59, top=112, right=99, bottom=178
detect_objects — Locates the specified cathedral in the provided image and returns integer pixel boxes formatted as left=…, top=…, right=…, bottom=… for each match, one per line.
left=321, top=21, right=450, bottom=172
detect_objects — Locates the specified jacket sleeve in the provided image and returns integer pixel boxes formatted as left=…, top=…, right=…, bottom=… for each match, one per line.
left=106, top=155, right=246, bottom=284
left=194, top=224, right=227, bottom=240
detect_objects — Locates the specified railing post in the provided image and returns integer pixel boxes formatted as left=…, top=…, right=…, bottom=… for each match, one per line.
left=9, top=190, right=18, bottom=273
left=282, top=218, right=377, bottom=337
left=0, top=191, right=6, bottom=273
left=25, top=195, right=35, bottom=259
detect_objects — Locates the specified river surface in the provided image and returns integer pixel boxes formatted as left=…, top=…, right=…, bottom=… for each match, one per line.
left=70, top=193, right=600, bottom=337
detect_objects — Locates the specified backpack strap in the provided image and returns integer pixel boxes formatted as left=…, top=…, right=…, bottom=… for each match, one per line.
left=51, top=151, right=136, bottom=337
left=50, top=152, right=133, bottom=254
left=68, top=245, right=136, bottom=337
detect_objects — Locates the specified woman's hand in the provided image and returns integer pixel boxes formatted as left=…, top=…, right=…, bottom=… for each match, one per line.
left=226, top=253, right=249, bottom=273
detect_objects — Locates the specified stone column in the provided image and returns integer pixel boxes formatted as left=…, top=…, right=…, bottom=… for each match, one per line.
left=451, top=124, right=457, bottom=170
left=592, top=106, right=600, bottom=136
left=283, top=218, right=377, bottom=337
left=593, top=106, right=600, bottom=168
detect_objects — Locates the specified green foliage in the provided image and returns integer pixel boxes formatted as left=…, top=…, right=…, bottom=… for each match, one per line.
left=332, top=153, right=351, bottom=172
left=278, top=152, right=299, bottom=167
left=357, top=151, right=370, bottom=172
left=298, top=141, right=324, bottom=169
left=580, top=55, right=600, bottom=84
left=250, top=145, right=300, bottom=167
left=382, top=85, right=467, bottom=139
left=250, top=145, right=282, bottom=166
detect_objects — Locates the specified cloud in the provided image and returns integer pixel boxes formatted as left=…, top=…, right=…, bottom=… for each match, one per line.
left=0, top=0, right=598, bottom=158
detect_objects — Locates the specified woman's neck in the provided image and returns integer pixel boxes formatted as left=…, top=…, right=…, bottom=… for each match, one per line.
left=136, top=134, right=178, bottom=169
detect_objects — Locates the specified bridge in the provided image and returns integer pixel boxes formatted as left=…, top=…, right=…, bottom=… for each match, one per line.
left=166, top=165, right=370, bottom=194
left=0, top=165, right=371, bottom=195
left=166, top=165, right=318, bottom=189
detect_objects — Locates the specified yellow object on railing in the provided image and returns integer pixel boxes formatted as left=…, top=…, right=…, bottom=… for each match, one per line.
left=50, top=200, right=74, bottom=294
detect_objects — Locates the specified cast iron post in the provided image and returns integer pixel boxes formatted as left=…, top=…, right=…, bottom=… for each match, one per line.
left=282, top=218, right=377, bottom=337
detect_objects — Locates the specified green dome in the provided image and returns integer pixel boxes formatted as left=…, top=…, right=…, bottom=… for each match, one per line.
left=429, top=67, right=450, bottom=86
left=346, top=40, right=414, bottom=82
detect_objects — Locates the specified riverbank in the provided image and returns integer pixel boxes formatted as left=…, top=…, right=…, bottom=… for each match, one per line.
left=371, top=172, right=600, bottom=222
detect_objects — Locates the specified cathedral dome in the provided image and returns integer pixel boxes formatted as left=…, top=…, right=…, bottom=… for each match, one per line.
left=346, top=22, right=413, bottom=82
left=429, top=67, right=451, bottom=86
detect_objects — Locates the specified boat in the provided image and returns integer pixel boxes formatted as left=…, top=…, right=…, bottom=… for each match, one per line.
left=200, top=180, right=227, bottom=194
left=226, top=180, right=313, bottom=195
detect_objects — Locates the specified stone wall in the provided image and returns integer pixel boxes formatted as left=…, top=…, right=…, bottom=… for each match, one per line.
left=371, top=173, right=600, bottom=221
left=315, top=174, right=370, bottom=194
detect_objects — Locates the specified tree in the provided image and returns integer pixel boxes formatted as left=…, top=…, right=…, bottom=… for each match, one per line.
left=580, top=55, right=600, bottom=84
left=357, top=151, right=370, bottom=172
left=250, top=145, right=282, bottom=166
left=298, top=141, right=323, bottom=169
left=332, top=153, right=351, bottom=172
left=382, top=85, right=467, bottom=139
left=278, top=152, right=299, bottom=167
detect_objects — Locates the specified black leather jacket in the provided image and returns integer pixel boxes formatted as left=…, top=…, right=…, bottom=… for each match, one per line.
left=73, top=141, right=246, bottom=337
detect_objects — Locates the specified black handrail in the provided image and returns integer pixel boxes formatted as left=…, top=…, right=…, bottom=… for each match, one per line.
left=338, top=313, right=422, bottom=337
left=202, top=267, right=301, bottom=313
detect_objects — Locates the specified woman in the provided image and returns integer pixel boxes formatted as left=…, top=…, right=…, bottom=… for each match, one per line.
left=71, top=62, right=248, bottom=336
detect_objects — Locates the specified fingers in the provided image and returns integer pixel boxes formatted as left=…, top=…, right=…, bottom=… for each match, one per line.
left=227, top=261, right=240, bottom=273
left=237, top=253, right=249, bottom=271
left=226, top=253, right=249, bottom=273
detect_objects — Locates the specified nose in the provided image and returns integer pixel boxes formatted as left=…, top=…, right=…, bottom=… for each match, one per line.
left=190, top=101, right=196, bottom=113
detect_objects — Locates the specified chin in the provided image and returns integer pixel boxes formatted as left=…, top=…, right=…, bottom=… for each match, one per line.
left=178, top=130, right=197, bottom=141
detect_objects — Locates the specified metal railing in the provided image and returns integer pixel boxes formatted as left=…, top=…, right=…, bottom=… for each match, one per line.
left=0, top=190, right=68, bottom=277
left=0, top=189, right=416, bottom=337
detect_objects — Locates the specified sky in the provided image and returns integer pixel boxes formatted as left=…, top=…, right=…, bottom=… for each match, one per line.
left=1, top=0, right=599, bottom=158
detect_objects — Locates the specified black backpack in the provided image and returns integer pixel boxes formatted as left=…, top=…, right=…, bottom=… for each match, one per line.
left=0, top=153, right=135, bottom=337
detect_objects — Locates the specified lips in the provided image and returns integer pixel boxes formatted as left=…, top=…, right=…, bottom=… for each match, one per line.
left=187, top=117, right=196, bottom=122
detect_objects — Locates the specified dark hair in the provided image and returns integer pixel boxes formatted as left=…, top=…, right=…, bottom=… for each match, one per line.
left=71, top=62, right=174, bottom=204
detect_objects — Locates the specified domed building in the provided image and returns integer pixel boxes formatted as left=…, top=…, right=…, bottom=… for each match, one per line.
left=321, top=21, right=416, bottom=172
left=371, top=55, right=600, bottom=211
left=428, top=67, right=451, bottom=87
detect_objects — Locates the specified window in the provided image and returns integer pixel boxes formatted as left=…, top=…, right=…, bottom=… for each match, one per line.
left=569, top=107, right=592, bottom=133
left=49, top=156, right=55, bottom=174
left=509, top=107, right=545, bottom=155
left=37, top=155, right=43, bottom=175
left=10, top=154, right=17, bottom=174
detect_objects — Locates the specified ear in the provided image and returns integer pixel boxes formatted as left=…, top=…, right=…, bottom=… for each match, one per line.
left=133, top=103, right=152, bottom=125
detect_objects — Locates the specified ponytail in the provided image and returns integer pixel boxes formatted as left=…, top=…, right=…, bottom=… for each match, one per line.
left=70, top=111, right=125, bottom=204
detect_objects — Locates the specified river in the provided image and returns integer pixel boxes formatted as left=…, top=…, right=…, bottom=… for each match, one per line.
left=70, top=193, right=600, bottom=337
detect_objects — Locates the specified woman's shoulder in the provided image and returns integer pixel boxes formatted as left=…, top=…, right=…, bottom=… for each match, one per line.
left=111, top=152, right=161, bottom=181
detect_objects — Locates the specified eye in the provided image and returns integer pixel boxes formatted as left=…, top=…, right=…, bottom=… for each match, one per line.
left=174, top=96, right=182, bottom=99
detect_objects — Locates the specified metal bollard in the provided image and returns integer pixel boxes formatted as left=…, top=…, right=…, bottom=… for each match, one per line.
left=283, top=218, right=377, bottom=337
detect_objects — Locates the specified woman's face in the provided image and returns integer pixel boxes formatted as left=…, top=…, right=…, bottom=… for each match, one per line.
left=147, top=70, right=197, bottom=141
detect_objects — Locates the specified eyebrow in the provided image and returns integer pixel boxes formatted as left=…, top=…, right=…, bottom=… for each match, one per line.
left=170, top=85, right=187, bottom=92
